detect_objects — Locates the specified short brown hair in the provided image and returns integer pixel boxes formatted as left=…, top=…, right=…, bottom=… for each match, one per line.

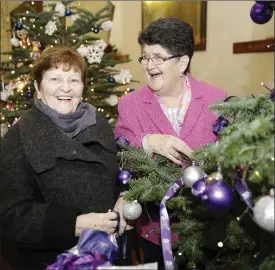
left=32, top=46, right=87, bottom=86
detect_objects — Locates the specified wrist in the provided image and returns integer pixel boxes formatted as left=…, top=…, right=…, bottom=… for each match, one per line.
left=142, top=134, right=153, bottom=155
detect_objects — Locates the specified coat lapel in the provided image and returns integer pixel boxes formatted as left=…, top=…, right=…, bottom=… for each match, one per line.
left=142, top=87, right=178, bottom=137
left=180, top=74, right=204, bottom=140
left=17, top=106, right=107, bottom=173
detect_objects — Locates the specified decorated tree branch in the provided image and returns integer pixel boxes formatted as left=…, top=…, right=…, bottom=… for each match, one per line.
left=116, top=88, right=274, bottom=269
left=1, top=0, right=135, bottom=136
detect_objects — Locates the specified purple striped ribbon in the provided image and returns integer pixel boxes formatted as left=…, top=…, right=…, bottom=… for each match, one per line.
left=160, top=177, right=185, bottom=270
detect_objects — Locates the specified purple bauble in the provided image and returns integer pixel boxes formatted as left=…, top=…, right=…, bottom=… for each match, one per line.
left=38, top=43, right=45, bottom=51
left=107, top=76, right=115, bottom=83
left=117, top=169, right=132, bottom=184
left=250, top=3, right=273, bottom=24
left=65, top=9, right=72, bottom=16
left=191, top=179, right=206, bottom=199
left=212, top=116, right=229, bottom=136
left=16, top=22, right=23, bottom=30
left=116, top=136, right=129, bottom=145
left=202, top=181, right=234, bottom=211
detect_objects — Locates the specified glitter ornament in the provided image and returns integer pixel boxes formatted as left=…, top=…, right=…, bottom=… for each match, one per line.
left=253, top=191, right=274, bottom=232
left=123, top=200, right=142, bottom=220
left=182, top=161, right=204, bottom=188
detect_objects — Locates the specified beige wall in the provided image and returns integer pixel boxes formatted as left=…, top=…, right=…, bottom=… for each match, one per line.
left=2, top=1, right=274, bottom=96
left=1, top=0, right=25, bottom=61
left=110, top=0, right=274, bottom=96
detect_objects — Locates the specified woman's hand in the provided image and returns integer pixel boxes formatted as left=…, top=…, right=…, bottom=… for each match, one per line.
left=146, top=134, right=193, bottom=164
left=75, top=211, right=118, bottom=236
left=114, top=195, right=134, bottom=235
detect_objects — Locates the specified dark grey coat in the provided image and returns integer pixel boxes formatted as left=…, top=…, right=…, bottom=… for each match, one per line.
left=0, top=105, right=119, bottom=269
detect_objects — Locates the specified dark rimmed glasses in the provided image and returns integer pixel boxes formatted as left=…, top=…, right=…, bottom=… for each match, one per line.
left=138, top=54, right=183, bottom=65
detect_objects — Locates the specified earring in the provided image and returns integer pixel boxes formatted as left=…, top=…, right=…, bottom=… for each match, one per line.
left=180, top=72, right=183, bottom=77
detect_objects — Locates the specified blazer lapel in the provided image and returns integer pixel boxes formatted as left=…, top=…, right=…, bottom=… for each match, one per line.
left=142, top=87, right=177, bottom=137
left=180, top=75, right=205, bottom=140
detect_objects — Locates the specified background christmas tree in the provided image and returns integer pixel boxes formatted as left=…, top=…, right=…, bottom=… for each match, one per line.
left=0, top=0, right=135, bottom=139
left=117, top=88, right=274, bottom=269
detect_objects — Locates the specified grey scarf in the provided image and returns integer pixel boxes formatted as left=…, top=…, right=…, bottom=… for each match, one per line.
left=34, top=98, right=96, bottom=138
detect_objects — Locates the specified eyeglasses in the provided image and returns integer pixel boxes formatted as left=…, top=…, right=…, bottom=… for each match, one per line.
left=138, top=54, right=183, bottom=65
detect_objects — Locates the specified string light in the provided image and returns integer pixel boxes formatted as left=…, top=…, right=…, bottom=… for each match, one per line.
left=217, top=242, right=223, bottom=248
left=91, top=89, right=94, bottom=92
left=271, top=157, right=274, bottom=161
left=23, top=17, right=26, bottom=20
left=255, top=171, right=260, bottom=177
left=11, top=71, right=15, bottom=74
left=31, top=1, right=34, bottom=5
left=73, top=40, right=76, bottom=43
left=33, top=25, right=36, bottom=28
left=40, top=27, right=43, bottom=29
left=54, top=40, right=58, bottom=43
left=236, top=217, right=240, bottom=221
left=26, top=10, right=29, bottom=14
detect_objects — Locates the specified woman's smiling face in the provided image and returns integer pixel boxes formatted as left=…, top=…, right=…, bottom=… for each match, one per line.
left=35, top=66, right=84, bottom=114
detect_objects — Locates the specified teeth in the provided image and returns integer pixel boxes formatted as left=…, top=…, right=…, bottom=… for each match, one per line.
left=57, top=97, right=72, bottom=100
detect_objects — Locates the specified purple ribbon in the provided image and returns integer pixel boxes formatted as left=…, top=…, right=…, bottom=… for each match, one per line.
left=235, top=180, right=253, bottom=210
left=160, top=177, right=185, bottom=270
left=46, top=230, right=118, bottom=270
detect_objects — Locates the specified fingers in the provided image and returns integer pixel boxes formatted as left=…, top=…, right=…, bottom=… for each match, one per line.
left=105, top=211, right=118, bottom=220
left=173, top=138, right=193, bottom=158
left=167, top=153, right=182, bottom=165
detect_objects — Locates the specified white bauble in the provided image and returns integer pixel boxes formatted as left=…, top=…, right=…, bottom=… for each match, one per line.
left=106, top=94, right=118, bottom=106
left=1, top=123, right=8, bottom=138
left=10, top=36, right=19, bottom=47
left=77, top=46, right=89, bottom=57
left=101, top=20, right=113, bottom=31
left=123, top=200, right=142, bottom=220
left=253, top=195, right=274, bottom=232
left=182, top=163, right=204, bottom=188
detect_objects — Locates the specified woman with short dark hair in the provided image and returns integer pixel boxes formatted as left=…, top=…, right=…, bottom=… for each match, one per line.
left=115, top=18, right=227, bottom=267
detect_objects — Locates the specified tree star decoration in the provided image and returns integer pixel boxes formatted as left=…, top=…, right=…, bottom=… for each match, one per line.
left=54, top=2, right=66, bottom=17
left=45, top=20, right=57, bottom=36
left=113, top=69, right=133, bottom=84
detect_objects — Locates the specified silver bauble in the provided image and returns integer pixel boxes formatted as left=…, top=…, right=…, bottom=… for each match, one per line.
left=253, top=195, right=274, bottom=232
left=182, top=163, right=204, bottom=188
left=123, top=200, right=142, bottom=220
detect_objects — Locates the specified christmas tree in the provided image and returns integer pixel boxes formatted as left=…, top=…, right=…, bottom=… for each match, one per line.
left=117, top=88, right=274, bottom=269
left=0, top=0, right=134, bottom=138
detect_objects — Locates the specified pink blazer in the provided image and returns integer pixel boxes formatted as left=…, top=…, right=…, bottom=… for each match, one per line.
left=114, top=74, right=227, bottom=245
